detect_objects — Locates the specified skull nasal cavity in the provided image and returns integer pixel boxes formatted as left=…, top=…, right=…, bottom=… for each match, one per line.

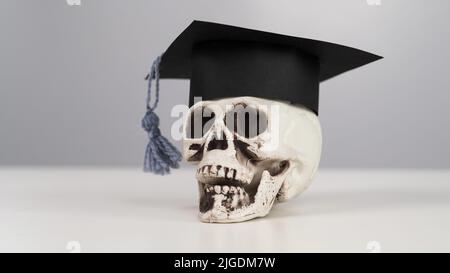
left=207, top=134, right=228, bottom=151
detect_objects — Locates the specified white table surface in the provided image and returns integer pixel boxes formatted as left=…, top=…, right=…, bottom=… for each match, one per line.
left=0, top=168, right=449, bottom=253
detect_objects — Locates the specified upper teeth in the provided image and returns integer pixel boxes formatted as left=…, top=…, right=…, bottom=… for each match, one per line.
left=197, top=164, right=251, bottom=184
left=222, top=185, right=229, bottom=194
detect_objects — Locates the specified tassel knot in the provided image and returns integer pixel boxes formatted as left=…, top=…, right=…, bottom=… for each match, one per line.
left=142, top=110, right=160, bottom=134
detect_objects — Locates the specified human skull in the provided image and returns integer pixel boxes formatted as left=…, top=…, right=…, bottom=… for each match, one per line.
left=182, top=96, right=322, bottom=223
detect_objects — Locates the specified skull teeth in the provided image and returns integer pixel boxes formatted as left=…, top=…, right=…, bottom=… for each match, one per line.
left=203, top=184, right=251, bottom=210
left=205, top=185, right=246, bottom=194
left=210, top=165, right=217, bottom=175
left=197, top=164, right=246, bottom=183
left=222, top=185, right=229, bottom=194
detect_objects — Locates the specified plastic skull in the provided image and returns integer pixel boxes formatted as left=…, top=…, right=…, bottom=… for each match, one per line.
left=182, top=96, right=322, bottom=223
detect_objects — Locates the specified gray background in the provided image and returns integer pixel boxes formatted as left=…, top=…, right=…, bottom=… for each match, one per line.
left=0, top=0, right=449, bottom=168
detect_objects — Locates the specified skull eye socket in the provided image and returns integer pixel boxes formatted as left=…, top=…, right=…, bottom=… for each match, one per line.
left=224, top=104, right=268, bottom=138
left=185, top=106, right=216, bottom=139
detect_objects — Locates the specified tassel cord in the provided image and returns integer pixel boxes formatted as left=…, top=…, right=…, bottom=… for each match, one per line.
left=142, top=55, right=182, bottom=175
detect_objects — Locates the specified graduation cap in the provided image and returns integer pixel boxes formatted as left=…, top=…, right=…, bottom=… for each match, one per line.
left=142, top=20, right=382, bottom=175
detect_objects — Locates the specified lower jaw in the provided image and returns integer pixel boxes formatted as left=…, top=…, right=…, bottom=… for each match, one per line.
left=198, top=202, right=266, bottom=223
left=198, top=170, right=285, bottom=223
left=198, top=190, right=258, bottom=223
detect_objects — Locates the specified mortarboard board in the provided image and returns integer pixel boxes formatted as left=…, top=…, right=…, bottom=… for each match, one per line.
left=142, top=20, right=382, bottom=175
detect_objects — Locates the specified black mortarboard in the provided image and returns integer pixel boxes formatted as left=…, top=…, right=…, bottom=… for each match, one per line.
left=142, top=20, right=382, bottom=174
left=159, top=20, right=382, bottom=114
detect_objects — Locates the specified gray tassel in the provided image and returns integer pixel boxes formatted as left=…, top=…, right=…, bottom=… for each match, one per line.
left=142, top=55, right=182, bottom=175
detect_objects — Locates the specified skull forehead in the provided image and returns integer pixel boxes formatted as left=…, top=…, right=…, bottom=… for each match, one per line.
left=195, top=96, right=280, bottom=112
